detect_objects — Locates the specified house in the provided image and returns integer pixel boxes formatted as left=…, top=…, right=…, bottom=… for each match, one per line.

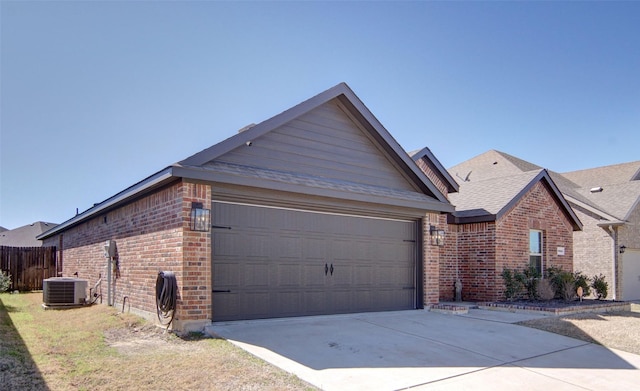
left=0, top=222, right=58, bottom=247
left=412, top=149, right=582, bottom=302
left=559, top=161, right=640, bottom=300
left=446, top=150, right=640, bottom=300
left=38, top=83, right=454, bottom=331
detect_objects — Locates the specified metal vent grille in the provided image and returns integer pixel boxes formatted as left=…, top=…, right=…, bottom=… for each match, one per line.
left=44, top=281, right=76, bottom=304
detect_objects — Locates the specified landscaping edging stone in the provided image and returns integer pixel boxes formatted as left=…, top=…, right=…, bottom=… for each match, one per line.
left=429, top=304, right=469, bottom=315
left=477, top=301, right=630, bottom=316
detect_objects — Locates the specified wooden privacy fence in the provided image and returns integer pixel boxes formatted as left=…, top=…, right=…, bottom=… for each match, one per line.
left=0, top=246, right=57, bottom=291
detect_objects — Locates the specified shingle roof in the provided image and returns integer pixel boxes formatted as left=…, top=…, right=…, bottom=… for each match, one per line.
left=449, top=170, right=543, bottom=218
left=201, top=161, right=442, bottom=203
left=0, top=222, right=58, bottom=247
left=448, top=150, right=542, bottom=184
left=447, top=169, right=581, bottom=230
left=562, top=161, right=640, bottom=187
left=450, top=150, right=640, bottom=224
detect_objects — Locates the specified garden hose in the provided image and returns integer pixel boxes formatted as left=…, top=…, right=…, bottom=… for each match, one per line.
left=155, top=271, right=178, bottom=328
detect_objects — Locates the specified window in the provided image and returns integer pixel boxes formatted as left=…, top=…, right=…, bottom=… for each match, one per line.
left=529, top=230, right=543, bottom=274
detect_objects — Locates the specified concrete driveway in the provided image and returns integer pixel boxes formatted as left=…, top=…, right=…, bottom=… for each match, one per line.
left=207, top=309, right=640, bottom=390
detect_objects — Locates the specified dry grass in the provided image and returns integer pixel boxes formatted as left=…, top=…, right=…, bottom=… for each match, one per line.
left=0, top=292, right=317, bottom=391
left=518, top=303, right=640, bottom=355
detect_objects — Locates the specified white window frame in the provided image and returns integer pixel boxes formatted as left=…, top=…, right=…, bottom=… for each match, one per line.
left=529, top=229, right=543, bottom=275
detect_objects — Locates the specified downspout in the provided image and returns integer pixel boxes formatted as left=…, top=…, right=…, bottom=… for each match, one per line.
left=607, top=225, right=618, bottom=300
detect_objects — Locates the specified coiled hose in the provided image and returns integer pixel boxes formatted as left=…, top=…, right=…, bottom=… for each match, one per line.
left=155, top=271, right=177, bottom=328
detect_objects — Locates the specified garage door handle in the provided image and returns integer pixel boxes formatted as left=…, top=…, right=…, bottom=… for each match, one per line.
left=330, top=264, right=334, bottom=275
left=212, top=289, right=231, bottom=293
left=325, top=263, right=329, bottom=276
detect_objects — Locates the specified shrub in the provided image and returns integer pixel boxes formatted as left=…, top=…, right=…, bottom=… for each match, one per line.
left=518, top=266, right=541, bottom=300
left=573, top=271, right=591, bottom=298
left=501, top=268, right=524, bottom=301
left=592, top=274, right=608, bottom=300
left=0, top=270, right=11, bottom=292
left=547, top=267, right=578, bottom=302
left=536, top=279, right=555, bottom=301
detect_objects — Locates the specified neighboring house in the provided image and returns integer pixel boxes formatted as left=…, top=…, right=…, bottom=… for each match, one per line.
left=447, top=150, right=640, bottom=300
left=413, top=149, right=581, bottom=302
left=38, top=83, right=454, bottom=332
left=559, top=162, right=640, bottom=300
left=0, top=222, right=58, bottom=247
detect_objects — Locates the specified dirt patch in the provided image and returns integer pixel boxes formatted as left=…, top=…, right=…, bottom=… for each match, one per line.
left=104, top=322, right=207, bottom=355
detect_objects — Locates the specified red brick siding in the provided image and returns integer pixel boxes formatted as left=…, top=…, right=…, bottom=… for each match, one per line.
left=42, top=180, right=212, bottom=329
left=441, top=180, right=574, bottom=302
left=422, top=213, right=446, bottom=305
left=416, top=159, right=450, bottom=200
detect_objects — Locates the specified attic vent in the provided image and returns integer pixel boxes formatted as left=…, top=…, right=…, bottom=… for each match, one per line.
left=238, top=123, right=256, bottom=133
left=590, top=187, right=603, bottom=193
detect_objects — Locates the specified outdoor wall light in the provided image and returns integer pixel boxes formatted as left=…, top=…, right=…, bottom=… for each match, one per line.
left=429, top=225, right=446, bottom=246
left=190, top=202, right=211, bottom=232
left=620, top=245, right=626, bottom=254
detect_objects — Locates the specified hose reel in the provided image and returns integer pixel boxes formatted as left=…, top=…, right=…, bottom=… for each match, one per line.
left=155, top=271, right=178, bottom=328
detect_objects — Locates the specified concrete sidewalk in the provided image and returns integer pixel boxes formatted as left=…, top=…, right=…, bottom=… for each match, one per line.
left=207, top=309, right=640, bottom=390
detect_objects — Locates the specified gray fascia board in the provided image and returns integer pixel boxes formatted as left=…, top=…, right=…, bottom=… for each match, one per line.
left=596, top=220, right=626, bottom=228
left=174, top=165, right=454, bottom=214
left=410, top=147, right=460, bottom=193
left=37, top=167, right=176, bottom=239
left=564, top=195, right=619, bottom=222
left=448, top=213, right=496, bottom=225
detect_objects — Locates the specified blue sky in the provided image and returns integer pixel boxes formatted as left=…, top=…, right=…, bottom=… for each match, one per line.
left=1, top=1, right=639, bottom=230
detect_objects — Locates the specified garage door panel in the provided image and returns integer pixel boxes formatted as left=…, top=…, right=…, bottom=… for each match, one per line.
left=212, top=202, right=416, bottom=321
left=213, top=231, right=243, bottom=257
left=243, top=262, right=270, bottom=288
left=623, top=249, right=640, bottom=301
left=212, top=262, right=240, bottom=287
left=277, top=263, right=303, bottom=287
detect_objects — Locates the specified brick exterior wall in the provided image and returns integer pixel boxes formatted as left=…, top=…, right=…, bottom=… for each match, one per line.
left=422, top=213, right=445, bottom=305
left=415, top=159, right=450, bottom=200
left=42, top=180, right=211, bottom=332
left=441, top=181, right=575, bottom=302
left=571, top=206, right=616, bottom=298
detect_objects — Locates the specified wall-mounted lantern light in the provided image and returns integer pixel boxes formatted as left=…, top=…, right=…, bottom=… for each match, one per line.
left=429, top=225, right=446, bottom=246
left=620, top=245, right=626, bottom=254
left=190, top=202, right=211, bottom=232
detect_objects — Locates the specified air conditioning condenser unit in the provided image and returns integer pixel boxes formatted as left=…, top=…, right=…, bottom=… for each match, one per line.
left=43, top=277, right=88, bottom=306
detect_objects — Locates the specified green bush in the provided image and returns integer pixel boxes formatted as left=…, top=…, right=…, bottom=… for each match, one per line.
left=501, top=268, right=524, bottom=301
left=592, top=274, right=608, bottom=300
left=546, top=267, right=589, bottom=302
left=519, top=266, right=541, bottom=300
left=0, top=270, right=11, bottom=292
left=573, top=271, right=591, bottom=298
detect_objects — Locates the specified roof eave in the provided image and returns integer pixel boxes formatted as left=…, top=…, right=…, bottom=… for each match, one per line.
left=174, top=165, right=455, bottom=214
left=37, top=167, right=177, bottom=240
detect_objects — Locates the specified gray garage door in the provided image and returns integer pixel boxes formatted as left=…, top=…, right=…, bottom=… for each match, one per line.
left=622, top=249, right=640, bottom=301
left=212, top=202, right=418, bottom=321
